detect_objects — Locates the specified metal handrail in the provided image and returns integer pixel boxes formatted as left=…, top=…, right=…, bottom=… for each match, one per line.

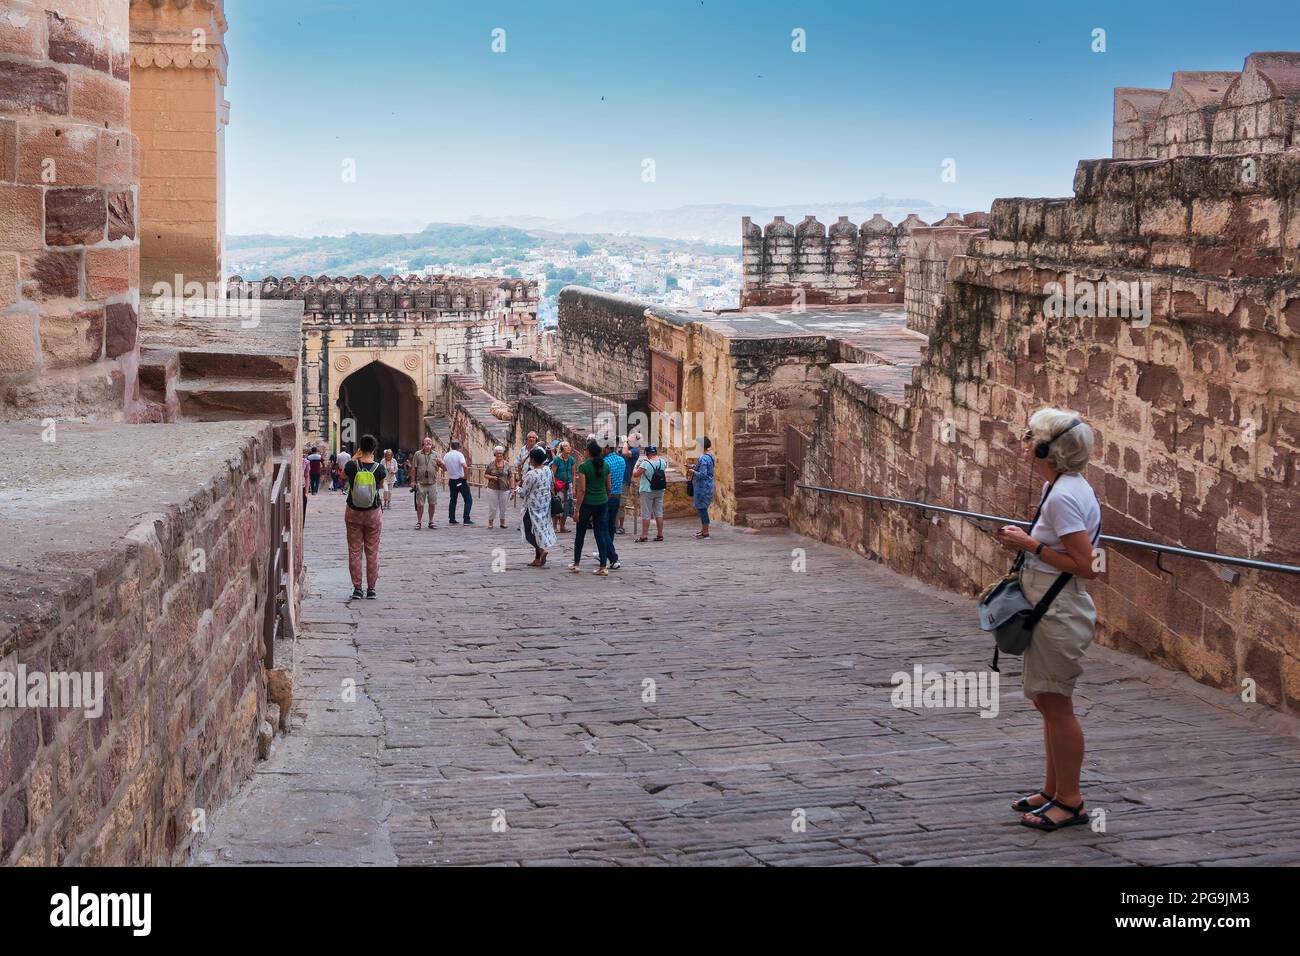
left=796, top=482, right=1300, bottom=576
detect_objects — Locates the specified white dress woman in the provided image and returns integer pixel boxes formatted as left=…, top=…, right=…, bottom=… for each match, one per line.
left=520, top=447, right=557, bottom=566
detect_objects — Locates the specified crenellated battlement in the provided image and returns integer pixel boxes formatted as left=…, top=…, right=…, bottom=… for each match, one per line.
left=1113, top=52, right=1300, bottom=159
left=741, top=211, right=986, bottom=307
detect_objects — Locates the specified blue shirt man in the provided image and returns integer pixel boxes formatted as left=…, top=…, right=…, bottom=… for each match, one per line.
left=603, top=443, right=626, bottom=540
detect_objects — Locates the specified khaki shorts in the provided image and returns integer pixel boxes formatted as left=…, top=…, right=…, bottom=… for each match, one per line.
left=640, top=489, right=665, bottom=519
left=1019, top=567, right=1097, bottom=700
left=414, top=483, right=437, bottom=509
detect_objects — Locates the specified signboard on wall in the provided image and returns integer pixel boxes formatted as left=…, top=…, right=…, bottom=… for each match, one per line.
left=649, top=349, right=682, bottom=413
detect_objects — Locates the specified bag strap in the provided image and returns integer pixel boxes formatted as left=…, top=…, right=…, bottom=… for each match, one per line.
left=992, top=514, right=1100, bottom=673
left=1025, top=519, right=1101, bottom=626
left=1010, top=481, right=1056, bottom=574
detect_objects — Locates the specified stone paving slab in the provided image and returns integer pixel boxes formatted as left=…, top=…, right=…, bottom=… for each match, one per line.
left=194, top=493, right=1300, bottom=866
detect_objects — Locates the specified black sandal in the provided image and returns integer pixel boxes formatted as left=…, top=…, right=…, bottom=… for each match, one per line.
left=1011, top=790, right=1053, bottom=813
left=1020, top=799, right=1089, bottom=831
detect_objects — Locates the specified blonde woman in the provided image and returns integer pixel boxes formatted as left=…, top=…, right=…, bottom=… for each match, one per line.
left=995, top=408, right=1101, bottom=832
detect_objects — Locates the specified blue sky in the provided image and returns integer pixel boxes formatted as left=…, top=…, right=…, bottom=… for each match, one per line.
left=224, top=0, right=1298, bottom=235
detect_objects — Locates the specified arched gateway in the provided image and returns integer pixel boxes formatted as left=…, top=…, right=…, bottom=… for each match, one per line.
left=335, top=361, right=421, bottom=452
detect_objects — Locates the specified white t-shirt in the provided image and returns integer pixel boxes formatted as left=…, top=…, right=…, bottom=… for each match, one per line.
left=1026, top=473, right=1101, bottom=573
left=443, top=450, right=467, bottom=480
left=335, top=451, right=351, bottom=471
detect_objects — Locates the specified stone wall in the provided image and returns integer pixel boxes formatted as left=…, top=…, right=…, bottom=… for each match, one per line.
left=646, top=308, right=832, bottom=525
left=741, top=213, right=989, bottom=307
left=0, top=419, right=274, bottom=864
left=791, top=142, right=1300, bottom=712
left=0, top=0, right=141, bottom=422
left=555, top=286, right=651, bottom=396
left=481, top=345, right=538, bottom=404
left=1112, top=52, right=1300, bottom=160
left=903, top=225, right=988, bottom=336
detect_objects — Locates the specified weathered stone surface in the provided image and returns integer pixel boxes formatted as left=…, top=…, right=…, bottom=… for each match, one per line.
left=0, top=420, right=274, bottom=866
left=195, top=497, right=1300, bottom=866
left=45, top=186, right=106, bottom=246
left=29, top=251, right=81, bottom=300
left=0, top=61, right=69, bottom=116
left=47, top=11, right=112, bottom=74
left=106, top=189, right=135, bottom=240
left=556, top=287, right=649, bottom=395
left=104, top=301, right=136, bottom=358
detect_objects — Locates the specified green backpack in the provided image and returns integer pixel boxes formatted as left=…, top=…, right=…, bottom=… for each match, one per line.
left=350, top=463, right=379, bottom=508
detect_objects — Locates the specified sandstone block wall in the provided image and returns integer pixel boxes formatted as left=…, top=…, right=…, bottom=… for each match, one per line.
left=792, top=143, right=1300, bottom=711
left=904, top=225, right=987, bottom=335
left=555, top=286, right=651, bottom=396
left=646, top=309, right=832, bottom=524
left=0, top=419, right=273, bottom=864
left=129, top=0, right=228, bottom=292
left=481, top=346, right=538, bottom=404
left=0, top=0, right=141, bottom=422
left=741, top=213, right=988, bottom=307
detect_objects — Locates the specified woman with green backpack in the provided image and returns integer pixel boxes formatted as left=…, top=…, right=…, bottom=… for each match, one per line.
left=343, top=433, right=386, bottom=601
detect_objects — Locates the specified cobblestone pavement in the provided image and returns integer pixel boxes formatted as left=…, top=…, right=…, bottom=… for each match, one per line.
left=195, top=492, right=1300, bottom=866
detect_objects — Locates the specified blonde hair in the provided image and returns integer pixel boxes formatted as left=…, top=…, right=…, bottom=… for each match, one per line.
left=1028, top=407, right=1093, bottom=474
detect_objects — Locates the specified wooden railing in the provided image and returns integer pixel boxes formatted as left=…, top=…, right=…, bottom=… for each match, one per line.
left=262, top=460, right=291, bottom=669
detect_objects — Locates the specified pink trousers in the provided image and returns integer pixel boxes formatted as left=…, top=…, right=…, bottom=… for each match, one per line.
left=344, top=507, right=382, bottom=587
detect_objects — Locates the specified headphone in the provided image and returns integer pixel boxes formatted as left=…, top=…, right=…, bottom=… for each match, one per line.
left=1034, top=419, right=1082, bottom=460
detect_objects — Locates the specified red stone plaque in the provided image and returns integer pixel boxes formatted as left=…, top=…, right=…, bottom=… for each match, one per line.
left=650, top=349, right=682, bottom=413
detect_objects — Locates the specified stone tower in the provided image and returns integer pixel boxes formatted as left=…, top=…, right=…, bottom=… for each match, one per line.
left=128, top=0, right=227, bottom=293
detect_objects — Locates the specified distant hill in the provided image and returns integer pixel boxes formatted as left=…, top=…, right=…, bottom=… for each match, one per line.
left=462, top=198, right=966, bottom=244
left=225, top=223, right=738, bottom=279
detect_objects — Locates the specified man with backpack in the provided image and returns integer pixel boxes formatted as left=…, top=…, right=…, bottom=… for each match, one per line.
left=344, top=434, right=386, bottom=600
left=633, top=444, right=667, bottom=542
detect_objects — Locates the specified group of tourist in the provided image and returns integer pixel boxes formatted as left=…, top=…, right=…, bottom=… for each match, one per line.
left=332, top=429, right=715, bottom=594
left=314, top=404, right=1105, bottom=836
left=304, top=444, right=414, bottom=507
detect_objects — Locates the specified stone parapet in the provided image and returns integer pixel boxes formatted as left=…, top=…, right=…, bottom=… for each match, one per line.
left=555, top=286, right=652, bottom=396
left=1112, top=52, right=1300, bottom=159
left=0, top=418, right=274, bottom=864
left=741, top=212, right=985, bottom=308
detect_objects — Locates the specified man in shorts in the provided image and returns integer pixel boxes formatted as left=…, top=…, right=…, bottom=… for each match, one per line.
left=633, top=444, right=667, bottom=542
left=409, top=436, right=445, bottom=529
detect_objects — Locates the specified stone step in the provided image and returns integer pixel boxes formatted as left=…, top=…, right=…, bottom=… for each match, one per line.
left=138, top=348, right=178, bottom=396
left=739, top=511, right=789, bottom=529
left=138, top=348, right=180, bottom=422
left=178, top=349, right=297, bottom=381
left=175, top=378, right=294, bottom=421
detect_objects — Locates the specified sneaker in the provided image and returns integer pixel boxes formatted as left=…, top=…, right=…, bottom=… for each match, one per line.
left=609, top=561, right=621, bottom=570
left=463, top=519, right=475, bottom=525
left=569, top=564, right=580, bottom=573
left=593, top=567, right=609, bottom=576
left=449, top=519, right=460, bottom=525
left=616, top=528, right=627, bottom=535
left=365, top=588, right=376, bottom=599
left=350, top=586, right=364, bottom=600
